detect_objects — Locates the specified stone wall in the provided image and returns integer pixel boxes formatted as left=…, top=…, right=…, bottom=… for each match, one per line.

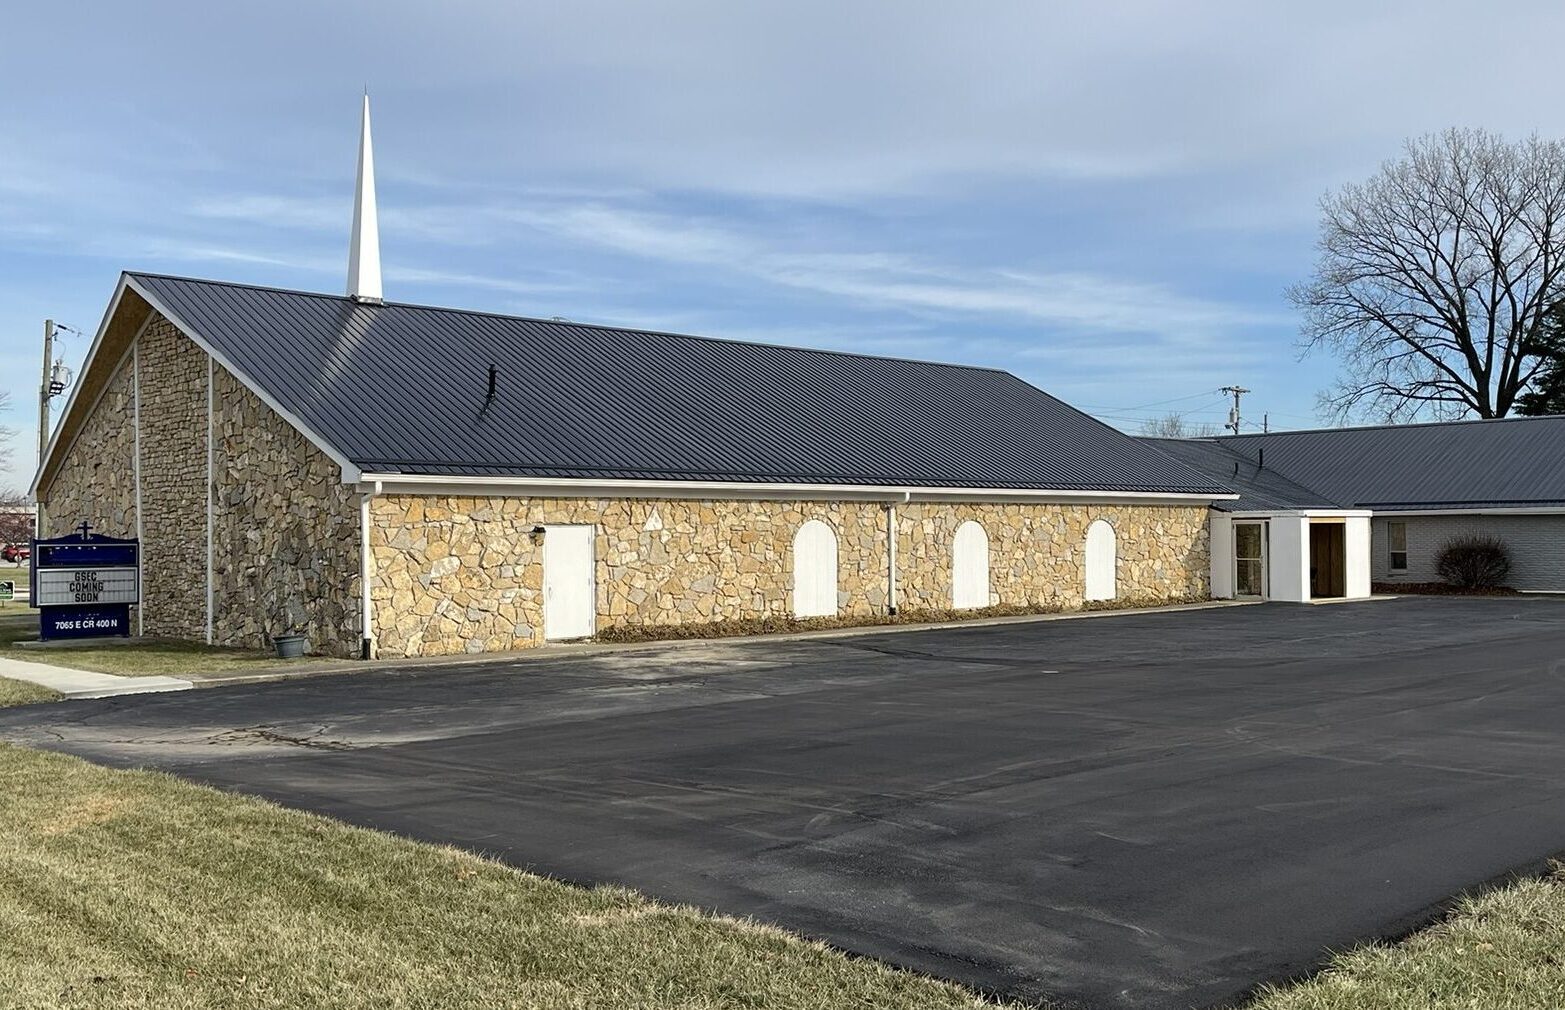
left=41, top=310, right=365, bottom=657
left=210, top=367, right=363, bottom=656
left=135, top=316, right=208, bottom=639
left=896, top=502, right=1209, bottom=610
left=41, top=353, right=138, bottom=541
left=368, top=495, right=1210, bottom=658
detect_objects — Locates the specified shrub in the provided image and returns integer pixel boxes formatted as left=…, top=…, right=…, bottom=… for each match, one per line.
left=1434, top=536, right=1512, bottom=589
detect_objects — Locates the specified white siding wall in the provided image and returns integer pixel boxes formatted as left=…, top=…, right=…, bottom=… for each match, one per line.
left=1371, top=515, right=1565, bottom=591
left=1344, top=515, right=1372, bottom=598
left=1209, top=513, right=1234, bottom=599
left=1269, top=516, right=1311, bottom=602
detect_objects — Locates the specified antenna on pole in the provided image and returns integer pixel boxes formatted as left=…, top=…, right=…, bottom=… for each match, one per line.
left=1221, top=385, right=1250, bottom=435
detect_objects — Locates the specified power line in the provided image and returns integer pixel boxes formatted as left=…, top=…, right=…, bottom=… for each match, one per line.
left=1078, top=388, right=1225, bottom=412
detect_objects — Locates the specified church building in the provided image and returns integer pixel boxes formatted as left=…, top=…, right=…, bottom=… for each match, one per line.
left=31, top=99, right=1231, bottom=658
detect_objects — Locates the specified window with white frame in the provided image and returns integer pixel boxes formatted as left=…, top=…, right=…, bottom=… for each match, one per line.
left=1388, top=521, right=1408, bottom=571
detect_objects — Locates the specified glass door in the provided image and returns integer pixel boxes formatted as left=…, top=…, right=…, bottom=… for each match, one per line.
left=1234, top=522, right=1267, bottom=598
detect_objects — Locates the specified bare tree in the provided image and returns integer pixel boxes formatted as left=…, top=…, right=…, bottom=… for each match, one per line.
left=1138, top=413, right=1218, bottom=438
left=0, top=390, right=27, bottom=547
left=1291, top=129, right=1565, bottom=421
left=0, top=390, right=12, bottom=478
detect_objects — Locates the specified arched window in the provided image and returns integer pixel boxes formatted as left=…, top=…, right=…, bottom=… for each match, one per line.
left=1085, top=519, right=1117, bottom=601
left=793, top=519, right=839, bottom=617
left=952, top=520, right=990, bottom=609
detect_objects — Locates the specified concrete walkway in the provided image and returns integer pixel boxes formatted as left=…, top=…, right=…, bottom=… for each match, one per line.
left=0, top=656, right=192, bottom=700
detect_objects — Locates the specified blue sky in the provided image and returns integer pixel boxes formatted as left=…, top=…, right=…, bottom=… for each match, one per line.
left=5, top=1, right=1565, bottom=492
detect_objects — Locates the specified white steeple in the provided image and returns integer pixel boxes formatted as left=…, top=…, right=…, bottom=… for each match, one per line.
left=347, top=93, right=383, bottom=302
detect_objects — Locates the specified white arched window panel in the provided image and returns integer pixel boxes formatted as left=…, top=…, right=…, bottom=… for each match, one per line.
left=1085, top=519, right=1117, bottom=601
left=793, top=519, right=839, bottom=618
left=952, top=520, right=990, bottom=609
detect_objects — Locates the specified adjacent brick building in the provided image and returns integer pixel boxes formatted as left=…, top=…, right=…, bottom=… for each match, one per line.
left=33, top=272, right=1231, bottom=658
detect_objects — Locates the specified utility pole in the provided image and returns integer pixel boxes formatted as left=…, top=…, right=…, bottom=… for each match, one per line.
left=1221, top=385, right=1250, bottom=436
left=38, top=319, right=55, bottom=463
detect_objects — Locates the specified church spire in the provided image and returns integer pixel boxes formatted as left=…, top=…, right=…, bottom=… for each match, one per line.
left=347, top=93, right=383, bottom=303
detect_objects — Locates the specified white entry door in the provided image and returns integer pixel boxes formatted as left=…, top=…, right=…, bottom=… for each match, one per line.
left=543, top=525, right=596, bottom=640
left=1233, top=521, right=1268, bottom=598
left=1084, top=519, right=1117, bottom=601
left=952, top=520, right=989, bottom=609
left=793, top=519, right=838, bottom=618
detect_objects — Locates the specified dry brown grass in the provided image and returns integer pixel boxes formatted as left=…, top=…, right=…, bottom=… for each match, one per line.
left=1248, top=864, right=1565, bottom=1009
left=0, top=743, right=1014, bottom=1010
left=0, top=604, right=353, bottom=678
left=0, top=675, right=62, bottom=708
left=595, top=595, right=1209, bottom=644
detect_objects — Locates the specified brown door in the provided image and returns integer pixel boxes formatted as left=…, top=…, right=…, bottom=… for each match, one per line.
left=1308, top=523, right=1346, bottom=598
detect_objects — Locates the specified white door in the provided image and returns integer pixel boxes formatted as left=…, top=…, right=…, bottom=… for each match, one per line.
left=1233, top=521, right=1267, bottom=598
left=543, top=525, right=596, bottom=640
left=1084, top=519, right=1117, bottom=601
left=793, top=519, right=838, bottom=617
left=952, top=520, right=989, bottom=609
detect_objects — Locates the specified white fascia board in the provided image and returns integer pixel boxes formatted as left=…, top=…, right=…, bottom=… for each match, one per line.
left=1223, top=508, right=1374, bottom=519
left=357, top=471, right=1237, bottom=506
left=1372, top=506, right=1565, bottom=517
left=126, top=276, right=363, bottom=484
left=30, top=274, right=133, bottom=498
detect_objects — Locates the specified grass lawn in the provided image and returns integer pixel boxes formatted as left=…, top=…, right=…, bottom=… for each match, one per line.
left=0, top=676, right=62, bottom=707
left=1247, top=866, right=1565, bottom=1009
left=0, top=604, right=352, bottom=678
left=0, top=743, right=1010, bottom=1010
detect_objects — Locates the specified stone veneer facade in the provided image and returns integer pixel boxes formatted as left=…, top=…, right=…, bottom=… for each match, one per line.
left=135, top=317, right=208, bottom=639
left=43, top=309, right=1211, bottom=661
left=40, top=311, right=363, bottom=656
left=210, top=365, right=362, bottom=657
left=366, top=495, right=1210, bottom=658
left=43, top=354, right=138, bottom=540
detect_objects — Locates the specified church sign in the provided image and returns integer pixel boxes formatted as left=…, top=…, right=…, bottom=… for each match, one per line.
left=30, top=523, right=139, bottom=641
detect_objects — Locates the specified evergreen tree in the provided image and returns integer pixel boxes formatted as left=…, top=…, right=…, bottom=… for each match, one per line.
left=1517, top=304, right=1565, bottom=416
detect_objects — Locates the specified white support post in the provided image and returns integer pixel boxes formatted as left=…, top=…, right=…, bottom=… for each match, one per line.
left=886, top=502, right=898, bottom=615
left=205, top=355, right=214, bottom=644
left=133, top=341, right=144, bottom=637
left=360, top=489, right=376, bottom=659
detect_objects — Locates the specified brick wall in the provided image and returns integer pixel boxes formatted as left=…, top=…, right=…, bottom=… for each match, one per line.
left=1372, top=514, right=1565, bottom=591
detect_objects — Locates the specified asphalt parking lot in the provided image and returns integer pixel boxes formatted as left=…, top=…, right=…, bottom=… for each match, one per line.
left=6, top=596, right=1565, bottom=1009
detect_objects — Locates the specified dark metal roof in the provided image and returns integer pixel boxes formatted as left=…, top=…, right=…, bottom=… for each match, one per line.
left=1139, top=438, right=1343, bottom=512
left=128, top=272, right=1230, bottom=494
left=1214, top=416, right=1565, bottom=509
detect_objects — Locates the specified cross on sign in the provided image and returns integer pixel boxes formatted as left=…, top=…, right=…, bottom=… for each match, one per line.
left=76, top=521, right=93, bottom=539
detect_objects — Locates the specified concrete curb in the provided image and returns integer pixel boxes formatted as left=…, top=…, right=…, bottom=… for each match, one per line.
left=0, top=656, right=193, bottom=700
left=187, top=599, right=1264, bottom=688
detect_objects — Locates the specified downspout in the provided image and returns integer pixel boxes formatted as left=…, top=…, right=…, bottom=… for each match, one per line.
left=886, top=491, right=910, bottom=615
left=360, top=479, right=380, bottom=659
left=205, top=355, right=214, bottom=645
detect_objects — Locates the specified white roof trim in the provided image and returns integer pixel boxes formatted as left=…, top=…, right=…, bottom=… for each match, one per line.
left=30, top=274, right=133, bottom=498
left=1222, top=508, right=1374, bottom=518
left=357, top=471, right=1236, bottom=505
left=1371, top=506, right=1565, bottom=517
left=125, top=275, right=362, bottom=483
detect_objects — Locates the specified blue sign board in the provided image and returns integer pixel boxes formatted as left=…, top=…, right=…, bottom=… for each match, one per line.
left=40, top=604, right=132, bottom=639
left=31, top=523, right=140, bottom=641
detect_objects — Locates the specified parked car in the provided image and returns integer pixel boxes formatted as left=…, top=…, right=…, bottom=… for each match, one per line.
left=2, top=544, right=30, bottom=564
